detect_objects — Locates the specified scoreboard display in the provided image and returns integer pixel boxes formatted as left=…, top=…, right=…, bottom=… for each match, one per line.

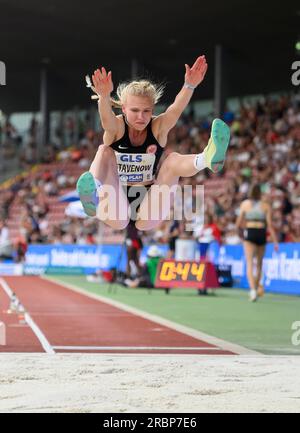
left=154, top=259, right=219, bottom=290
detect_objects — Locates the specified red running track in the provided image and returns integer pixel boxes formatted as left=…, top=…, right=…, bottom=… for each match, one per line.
left=0, top=276, right=236, bottom=355
left=0, top=279, right=43, bottom=352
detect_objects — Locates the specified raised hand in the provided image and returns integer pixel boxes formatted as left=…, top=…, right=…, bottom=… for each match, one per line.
left=92, top=67, right=114, bottom=98
left=184, top=55, right=208, bottom=88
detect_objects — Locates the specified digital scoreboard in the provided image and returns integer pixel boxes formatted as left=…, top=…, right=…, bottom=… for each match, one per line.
left=154, top=259, right=219, bottom=291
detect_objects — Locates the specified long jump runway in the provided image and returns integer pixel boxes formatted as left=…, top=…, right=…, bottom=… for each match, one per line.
left=0, top=276, right=239, bottom=355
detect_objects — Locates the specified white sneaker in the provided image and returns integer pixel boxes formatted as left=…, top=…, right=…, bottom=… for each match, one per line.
left=249, top=289, right=257, bottom=302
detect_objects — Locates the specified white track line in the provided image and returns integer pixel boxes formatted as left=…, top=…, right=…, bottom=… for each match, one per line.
left=42, top=276, right=261, bottom=356
left=52, top=346, right=225, bottom=351
left=0, top=277, right=55, bottom=355
left=0, top=321, right=6, bottom=345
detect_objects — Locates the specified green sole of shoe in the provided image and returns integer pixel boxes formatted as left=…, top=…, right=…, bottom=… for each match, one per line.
left=210, top=118, right=230, bottom=172
left=76, top=172, right=97, bottom=216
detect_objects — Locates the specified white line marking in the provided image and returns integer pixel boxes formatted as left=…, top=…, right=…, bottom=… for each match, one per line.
left=0, top=277, right=55, bottom=355
left=42, top=276, right=261, bottom=356
left=52, top=345, right=225, bottom=351
left=0, top=321, right=6, bottom=345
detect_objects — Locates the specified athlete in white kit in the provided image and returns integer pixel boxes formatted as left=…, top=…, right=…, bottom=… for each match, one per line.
left=77, top=55, right=230, bottom=231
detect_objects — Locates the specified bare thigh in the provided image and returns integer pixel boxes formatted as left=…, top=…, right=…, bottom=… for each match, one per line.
left=90, top=145, right=130, bottom=229
left=135, top=153, right=180, bottom=231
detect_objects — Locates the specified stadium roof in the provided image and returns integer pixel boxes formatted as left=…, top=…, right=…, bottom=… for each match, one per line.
left=0, top=0, right=299, bottom=112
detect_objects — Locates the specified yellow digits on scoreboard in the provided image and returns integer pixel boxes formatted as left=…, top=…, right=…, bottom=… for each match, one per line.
left=191, top=263, right=205, bottom=282
left=174, top=262, right=191, bottom=281
left=159, top=261, right=206, bottom=283
left=160, top=262, right=177, bottom=281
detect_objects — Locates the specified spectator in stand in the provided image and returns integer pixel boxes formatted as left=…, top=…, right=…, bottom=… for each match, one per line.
left=14, top=235, right=27, bottom=263
left=0, top=190, right=14, bottom=219
left=21, top=141, right=37, bottom=167
left=286, top=219, right=300, bottom=242
left=0, top=219, right=13, bottom=260
left=3, top=119, right=17, bottom=141
left=280, top=187, right=293, bottom=216
left=29, top=116, right=38, bottom=142
left=194, top=213, right=221, bottom=258
left=223, top=222, right=241, bottom=245
left=65, top=115, right=75, bottom=145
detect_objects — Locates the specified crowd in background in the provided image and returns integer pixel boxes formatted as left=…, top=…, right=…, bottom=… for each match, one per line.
left=0, top=92, right=300, bottom=262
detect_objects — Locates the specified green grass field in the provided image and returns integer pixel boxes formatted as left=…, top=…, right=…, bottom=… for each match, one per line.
left=50, top=275, right=300, bottom=355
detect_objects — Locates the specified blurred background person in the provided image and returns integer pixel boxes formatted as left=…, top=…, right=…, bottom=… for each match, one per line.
left=194, top=213, right=222, bottom=259
left=165, top=217, right=180, bottom=259
left=125, top=221, right=143, bottom=278
left=236, top=184, right=279, bottom=302
left=0, top=219, right=13, bottom=260
left=124, top=245, right=163, bottom=289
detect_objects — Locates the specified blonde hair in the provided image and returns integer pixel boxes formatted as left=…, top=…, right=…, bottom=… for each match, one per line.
left=111, top=80, right=164, bottom=109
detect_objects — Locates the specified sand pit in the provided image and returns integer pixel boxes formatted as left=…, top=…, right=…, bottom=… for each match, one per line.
left=0, top=354, right=299, bottom=413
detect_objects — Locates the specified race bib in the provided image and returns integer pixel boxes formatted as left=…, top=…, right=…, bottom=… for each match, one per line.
left=115, top=153, right=155, bottom=183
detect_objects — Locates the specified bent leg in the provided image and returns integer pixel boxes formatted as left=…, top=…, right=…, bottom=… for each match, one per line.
left=135, top=120, right=230, bottom=232
left=135, top=152, right=197, bottom=231
left=77, top=145, right=129, bottom=230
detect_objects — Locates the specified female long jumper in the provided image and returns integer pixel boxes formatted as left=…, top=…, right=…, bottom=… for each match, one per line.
left=77, top=55, right=230, bottom=231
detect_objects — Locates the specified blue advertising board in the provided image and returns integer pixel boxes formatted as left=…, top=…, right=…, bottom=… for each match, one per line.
left=208, top=242, right=300, bottom=295
left=24, top=244, right=127, bottom=275
left=23, top=243, right=300, bottom=295
left=24, top=243, right=169, bottom=276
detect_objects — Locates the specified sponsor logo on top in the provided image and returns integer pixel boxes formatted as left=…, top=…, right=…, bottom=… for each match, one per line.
left=119, top=154, right=143, bottom=163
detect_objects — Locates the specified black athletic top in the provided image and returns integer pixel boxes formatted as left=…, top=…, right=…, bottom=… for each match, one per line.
left=110, top=116, right=164, bottom=184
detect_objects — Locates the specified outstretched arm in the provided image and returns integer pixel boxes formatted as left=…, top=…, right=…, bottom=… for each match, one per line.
left=156, top=55, right=208, bottom=133
left=92, top=67, right=118, bottom=135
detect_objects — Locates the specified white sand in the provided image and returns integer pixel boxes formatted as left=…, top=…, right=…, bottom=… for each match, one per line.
left=0, top=354, right=299, bottom=413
